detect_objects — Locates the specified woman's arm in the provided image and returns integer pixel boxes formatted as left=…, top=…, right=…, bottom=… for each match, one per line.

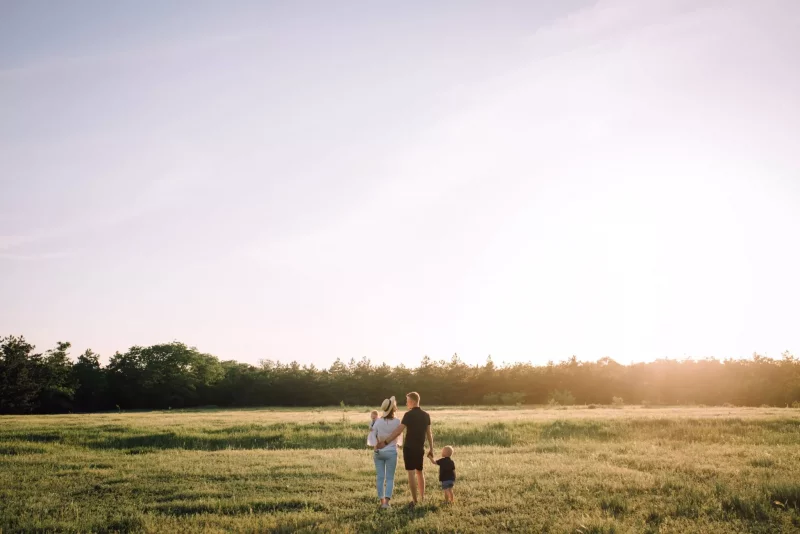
left=376, top=423, right=405, bottom=449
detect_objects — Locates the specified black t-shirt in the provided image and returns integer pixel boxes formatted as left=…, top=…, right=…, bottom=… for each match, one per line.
left=436, top=457, right=456, bottom=481
left=400, top=407, right=431, bottom=449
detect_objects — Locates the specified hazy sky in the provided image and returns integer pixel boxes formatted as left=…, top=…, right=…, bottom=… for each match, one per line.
left=2, top=0, right=799, bottom=367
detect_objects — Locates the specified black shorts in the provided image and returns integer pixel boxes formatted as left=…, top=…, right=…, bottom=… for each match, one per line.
left=403, top=447, right=425, bottom=471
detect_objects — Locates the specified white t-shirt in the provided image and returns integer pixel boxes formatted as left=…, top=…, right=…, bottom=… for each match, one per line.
left=371, top=417, right=403, bottom=449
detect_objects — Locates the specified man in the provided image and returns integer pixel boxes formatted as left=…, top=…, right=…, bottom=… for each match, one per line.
left=376, top=391, right=433, bottom=507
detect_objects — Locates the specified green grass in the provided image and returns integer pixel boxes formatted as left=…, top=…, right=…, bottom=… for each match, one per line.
left=1, top=406, right=799, bottom=533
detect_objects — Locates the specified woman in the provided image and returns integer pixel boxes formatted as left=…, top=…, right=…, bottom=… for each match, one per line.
left=370, top=396, right=402, bottom=509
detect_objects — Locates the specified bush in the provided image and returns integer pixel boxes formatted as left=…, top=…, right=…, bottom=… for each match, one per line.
left=549, top=390, right=575, bottom=406
left=611, top=396, right=624, bottom=408
left=500, top=392, right=526, bottom=406
left=484, top=392, right=525, bottom=405
left=483, top=393, right=500, bottom=405
left=587, top=404, right=598, bottom=409
left=791, top=401, right=800, bottom=409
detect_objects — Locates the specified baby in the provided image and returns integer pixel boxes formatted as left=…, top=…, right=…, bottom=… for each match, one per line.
left=429, top=445, right=456, bottom=503
left=367, top=410, right=379, bottom=447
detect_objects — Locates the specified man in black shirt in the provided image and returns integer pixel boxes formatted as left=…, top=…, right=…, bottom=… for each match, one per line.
left=376, top=391, right=433, bottom=506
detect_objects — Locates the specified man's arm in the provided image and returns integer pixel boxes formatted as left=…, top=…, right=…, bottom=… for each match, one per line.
left=376, top=423, right=405, bottom=449
left=425, top=425, right=434, bottom=457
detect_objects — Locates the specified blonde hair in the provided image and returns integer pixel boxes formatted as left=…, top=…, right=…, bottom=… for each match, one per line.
left=370, top=410, right=379, bottom=417
left=406, top=391, right=420, bottom=404
left=443, top=445, right=454, bottom=457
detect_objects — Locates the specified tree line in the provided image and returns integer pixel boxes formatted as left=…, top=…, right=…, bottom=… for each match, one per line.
left=1, top=334, right=799, bottom=414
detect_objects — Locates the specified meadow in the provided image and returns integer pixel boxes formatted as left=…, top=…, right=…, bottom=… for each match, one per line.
left=1, top=406, right=799, bottom=533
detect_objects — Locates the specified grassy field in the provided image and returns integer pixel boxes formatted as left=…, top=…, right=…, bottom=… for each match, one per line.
left=1, top=406, right=799, bottom=533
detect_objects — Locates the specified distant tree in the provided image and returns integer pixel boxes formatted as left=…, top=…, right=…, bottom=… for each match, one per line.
left=107, top=342, right=223, bottom=409
left=3, top=333, right=800, bottom=413
left=0, top=336, right=44, bottom=414
left=37, top=341, right=77, bottom=413
left=213, top=361, right=260, bottom=406
left=72, top=349, right=109, bottom=412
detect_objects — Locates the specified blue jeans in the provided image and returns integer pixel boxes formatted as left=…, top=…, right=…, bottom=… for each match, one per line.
left=373, top=448, right=398, bottom=499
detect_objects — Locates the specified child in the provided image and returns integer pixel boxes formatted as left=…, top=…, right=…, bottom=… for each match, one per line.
left=429, top=445, right=456, bottom=503
left=367, top=410, right=379, bottom=447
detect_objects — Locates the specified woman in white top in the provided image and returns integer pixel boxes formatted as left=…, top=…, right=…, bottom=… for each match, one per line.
left=370, top=396, right=402, bottom=508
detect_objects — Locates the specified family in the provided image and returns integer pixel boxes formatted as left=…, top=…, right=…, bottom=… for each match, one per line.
left=367, top=392, right=456, bottom=509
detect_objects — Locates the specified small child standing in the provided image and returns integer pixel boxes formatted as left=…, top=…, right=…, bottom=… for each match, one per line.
left=429, top=445, right=456, bottom=504
left=367, top=410, right=379, bottom=447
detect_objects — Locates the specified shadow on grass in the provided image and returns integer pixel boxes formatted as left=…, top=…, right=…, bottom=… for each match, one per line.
left=12, top=431, right=62, bottom=443
left=101, top=516, right=145, bottom=533
left=5, top=417, right=798, bottom=452
left=0, top=444, right=47, bottom=455
left=3, top=422, right=524, bottom=451
left=629, top=418, right=800, bottom=445
left=721, top=494, right=771, bottom=521
left=101, top=430, right=349, bottom=451
left=150, top=499, right=325, bottom=516
left=155, top=491, right=234, bottom=503
left=540, top=420, right=618, bottom=440
left=750, top=457, right=776, bottom=468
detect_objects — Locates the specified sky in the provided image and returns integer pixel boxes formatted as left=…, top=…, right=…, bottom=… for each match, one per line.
left=1, top=0, right=799, bottom=368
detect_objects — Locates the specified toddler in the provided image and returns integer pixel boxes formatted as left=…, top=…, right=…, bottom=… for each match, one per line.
left=429, top=445, right=456, bottom=503
left=367, top=410, right=379, bottom=447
